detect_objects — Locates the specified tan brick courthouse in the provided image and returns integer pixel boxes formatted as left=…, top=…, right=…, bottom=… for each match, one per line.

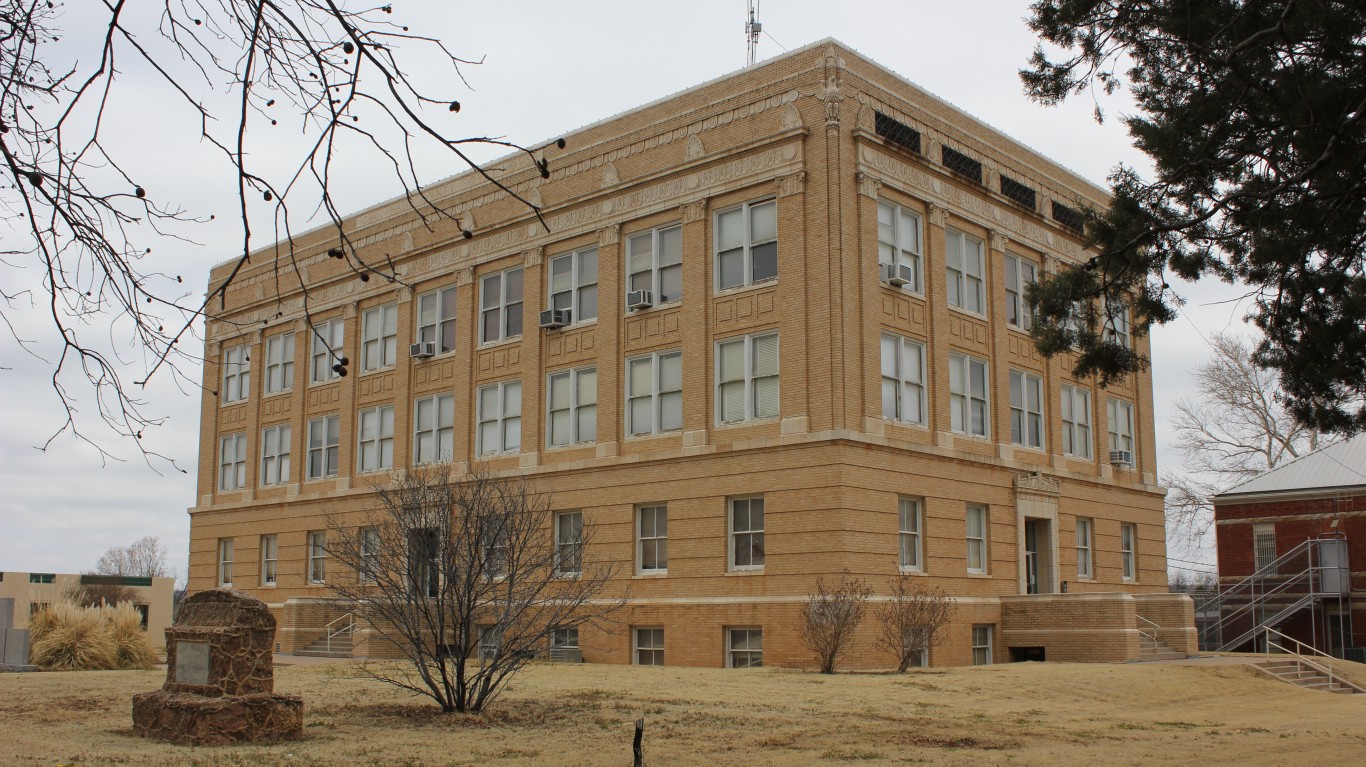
left=188, top=40, right=1194, bottom=668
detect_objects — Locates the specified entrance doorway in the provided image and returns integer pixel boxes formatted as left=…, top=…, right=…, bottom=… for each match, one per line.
left=1023, top=518, right=1053, bottom=594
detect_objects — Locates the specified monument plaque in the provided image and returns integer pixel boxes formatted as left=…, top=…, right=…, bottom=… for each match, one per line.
left=174, top=641, right=210, bottom=685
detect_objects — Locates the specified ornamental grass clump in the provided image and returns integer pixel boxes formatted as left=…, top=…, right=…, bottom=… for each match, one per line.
left=29, top=599, right=156, bottom=670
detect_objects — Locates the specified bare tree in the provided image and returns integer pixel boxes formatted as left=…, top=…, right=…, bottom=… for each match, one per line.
left=1165, top=332, right=1335, bottom=551
left=95, top=535, right=170, bottom=578
left=798, top=571, right=870, bottom=674
left=63, top=579, right=137, bottom=607
left=874, top=575, right=956, bottom=673
left=1, top=2, right=558, bottom=463
left=324, top=469, right=620, bottom=714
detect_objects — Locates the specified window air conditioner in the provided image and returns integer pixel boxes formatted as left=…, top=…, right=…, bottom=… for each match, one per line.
left=626, top=290, right=653, bottom=310
left=409, top=341, right=436, bottom=359
left=549, top=646, right=583, bottom=663
left=540, top=308, right=571, bottom=329
left=1109, top=450, right=1133, bottom=467
left=882, top=262, right=913, bottom=287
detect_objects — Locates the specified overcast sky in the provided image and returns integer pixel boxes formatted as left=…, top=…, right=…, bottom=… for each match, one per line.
left=1, top=0, right=1240, bottom=578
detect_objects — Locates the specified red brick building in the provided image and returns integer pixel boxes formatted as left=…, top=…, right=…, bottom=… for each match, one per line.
left=1211, top=435, right=1365, bottom=656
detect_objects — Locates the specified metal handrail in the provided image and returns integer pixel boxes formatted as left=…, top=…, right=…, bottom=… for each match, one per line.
left=325, top=611, right=355, bottom=653
left=1263, top=626, right=1338, bottom=691
left=1136, top=614, right=1159, bottom=644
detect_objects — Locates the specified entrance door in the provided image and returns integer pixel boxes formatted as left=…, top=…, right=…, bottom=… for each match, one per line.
left=1025, top=520, right=1040, bottom=595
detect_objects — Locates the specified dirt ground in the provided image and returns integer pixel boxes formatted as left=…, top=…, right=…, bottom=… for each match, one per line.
left=2, top=656, right=1364, bottom=766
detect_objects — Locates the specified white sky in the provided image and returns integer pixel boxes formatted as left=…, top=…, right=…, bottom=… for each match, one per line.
left=0, top=0, right=1243, bottom=578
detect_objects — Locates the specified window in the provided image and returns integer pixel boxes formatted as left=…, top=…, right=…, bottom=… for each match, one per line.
left=972, top=625, right=993, bottom=665
left=899, top=497, right=923, bottom=571
left=944, top=228, right=985, bottom=314
left=359, top=527, right=380, bottom=584
left=941, top=145, right=983, bottom=183
left=28, top=573, right=54, bottom=584
left=308, top=531, right=327, bottom=583
left=219, top=433, right=247, bottom=491
left=627, top=224, right=683, bottom=304
left=638, top=505, right=668, bottom=573
left=361, top=302, right=398, bottom=372
left=548, top=247, right=598, bottom=323
left=264, top=332, right=295, bottom=394
left=1107, top=399, right=1134, bottom=457
left=1000, top=175, right=1037, bottom=209
left=260, top=535, right=278, bottom=586
left=222, top=343, right=250, bottom=403
left=1103, top=300, right=1131, bottom=348
left=480, top=267, right=524, bottom=343
left=1061, top=385, right=1093, bottom=459
left=416, top=286, right=458, bottom=354
left=1121, top=523, right=1137, bottom=581
left=1004, top=254, right=1036, bottom=329
left=716, top=199, right=778, bottom=290
left=310, top=319, right=344, bottom=383
left=552, top=627, right=580, bottom=650
left=357, top=405, right=395, bottom=473
left=217, top=538, right=234, bottom=587
left=1254, top=523, right=1277, bottom=573
left=875, top=111, right=922, bottom=154
left=880, top=334, right=926, bottom=424
left=729, top=497, right=765, bottom=570
left=1076, top=517, right=1094, bottom=579
left=413, top=394, right=455, bottom=465
left=948, top=353, right=989, bottom=438
left=306, top=415, right=340, bottom=479
left=547, top=366, right=597, bottom=447
left=727, top=627, right=763, bottom=668
left=635, top=627, right=664, bottom=665
left=1052, top=200, right=1084, bottom=233
left=408, top=528, right=440, bottom=597
left=877, top=200, right=922, bottom=292
left=966, top=503, right=988, bottom=574
left=716, top=332, right=779, bottom=424
left=260, top=424, right=291, bottom=486
left=476, top=380, right=522, bottom=456
left=483, top=527, right=507, bottom=580
left=626, top=350, right=682, bottom=436
left=478, top=625, right=501, bottom=660
left=1008, top=371, right=1044, bottom=449
left=554, top=511, right=583, bottom=576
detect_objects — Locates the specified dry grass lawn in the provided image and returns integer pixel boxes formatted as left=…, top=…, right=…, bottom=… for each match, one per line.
left=3, top=657, right=1365, bottom=766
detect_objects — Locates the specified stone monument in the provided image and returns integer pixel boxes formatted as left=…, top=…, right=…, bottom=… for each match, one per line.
left=132, top=590, right=302, bottom=744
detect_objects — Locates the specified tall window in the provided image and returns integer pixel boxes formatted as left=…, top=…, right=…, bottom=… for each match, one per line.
left=716, top=332, right=779, bottom=424
left=264, top=332, right=295, bottom=394
left=1120, top=523, right=1137, bottom=581
left=222, top=343, right=251, bottom=403
left=408, top=528, right=440, bottom=597
left=1076, top=517, right=1094, bottom=578
left=627, top=224, right=683, bottom=303
left=361, top=303, right=398, bottom=371
left=635, top=627, right=664, bottom=665
left=416, top=286, right=457, bottom=354
left=972, top=625, right=993, bottom=665
left=881, top=334, right=926, bottom=424
left=476, top=380, right=522, bottom=456
left=729, top=497, right=765, bottom=570
left=548, top=247, right=598, bottom=323
left=217, top=538, right=234, bottom=587
left=638, top=505, right=668, bottom=573
left=945, top=228, right=985, bottom=313
left=949, top=353, right=989, bottom=437
left=357, top=405, right=395, bottom=473
left=310, top=319, right=344, bottom=383
left=307, top=531, right=327, bottom=583
left=966, top=503, right=987, bottom=574
left=260, top=424, right=291, bottom=486
left=1008, top=371, right=1044, bottom=449
left=306, top=415, right=340, bottom=479
left=1004, top=253, right=1036, bottom=329
left=1061, top=385, right=1093, bottom=459
left=547, top=366, right=597, bottom=447
left=877, top=200, right=922, bottom=292
left=478, top=625, right=501, bottom=659
left=1253, top=523, right=1277, bottom=573
left=480, top=267, right=524, bottom=343
left=727, top=627, right=763, bottom=668
left=260, top=535, right=278, bottom=586
left=899, top=497, right=923, bottom=571
left=359, top=527, right=380, bottom=584
left=626, top=350, right=682, bottom=436
left=1107, top=399, right=1134, bottom=457
left=219, top=433, right=247, bottom=491
left=1103, top=300, right=1131, bottom=348
left=413, top=394, right=455, bottom=465
left=716, top=199, right=778, bottom=290
left=554, top=511, right=583, bottom=576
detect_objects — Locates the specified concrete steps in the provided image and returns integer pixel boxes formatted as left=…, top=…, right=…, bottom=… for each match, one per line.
left=293, top=633, right=353, bottom=659
left=1255, top=659, right=1364, bottom=694
left=1138, top=636, right=1187, bottom=661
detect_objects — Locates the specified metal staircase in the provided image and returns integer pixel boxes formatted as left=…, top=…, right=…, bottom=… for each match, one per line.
left=1196, top=534, right=1352, bottom=655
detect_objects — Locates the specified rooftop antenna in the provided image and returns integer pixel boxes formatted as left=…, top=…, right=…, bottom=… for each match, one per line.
left=746, top=0, right=762, bottom=66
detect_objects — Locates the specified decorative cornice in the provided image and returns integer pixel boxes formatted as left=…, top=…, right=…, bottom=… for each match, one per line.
left=597, top=225, right=620, bottom=247
left=525, top=246, right=544, bottom=267
left=1015, top=471, right=1062, bottom=495
left=680, top=200, right=707, bottom=224
left=856, top=171, right=882, bottom=199
left=989, top=230, right=1010, bottom=253
left=775, top=171, right=806, bottom=198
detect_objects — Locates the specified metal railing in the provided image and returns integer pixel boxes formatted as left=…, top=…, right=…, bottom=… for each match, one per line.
left=325, top=611, right=355, bottom=654
left=1136, top=614, right=1160, bottom=644
left=1262, top=626, right=1344, bottom=692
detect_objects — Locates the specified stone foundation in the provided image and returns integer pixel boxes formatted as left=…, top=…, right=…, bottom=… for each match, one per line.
left=131, top=690, right=303, bottom=745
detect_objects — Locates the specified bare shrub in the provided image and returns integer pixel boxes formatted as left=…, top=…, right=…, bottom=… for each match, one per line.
left=28, top=600, right=156, bottom=671
left=875, top=575, right=956, bottom=672
left=798, top=572, right=871, bottom=674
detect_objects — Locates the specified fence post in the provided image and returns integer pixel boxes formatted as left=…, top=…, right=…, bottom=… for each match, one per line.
left=633, top=718, right=644, bottom=767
